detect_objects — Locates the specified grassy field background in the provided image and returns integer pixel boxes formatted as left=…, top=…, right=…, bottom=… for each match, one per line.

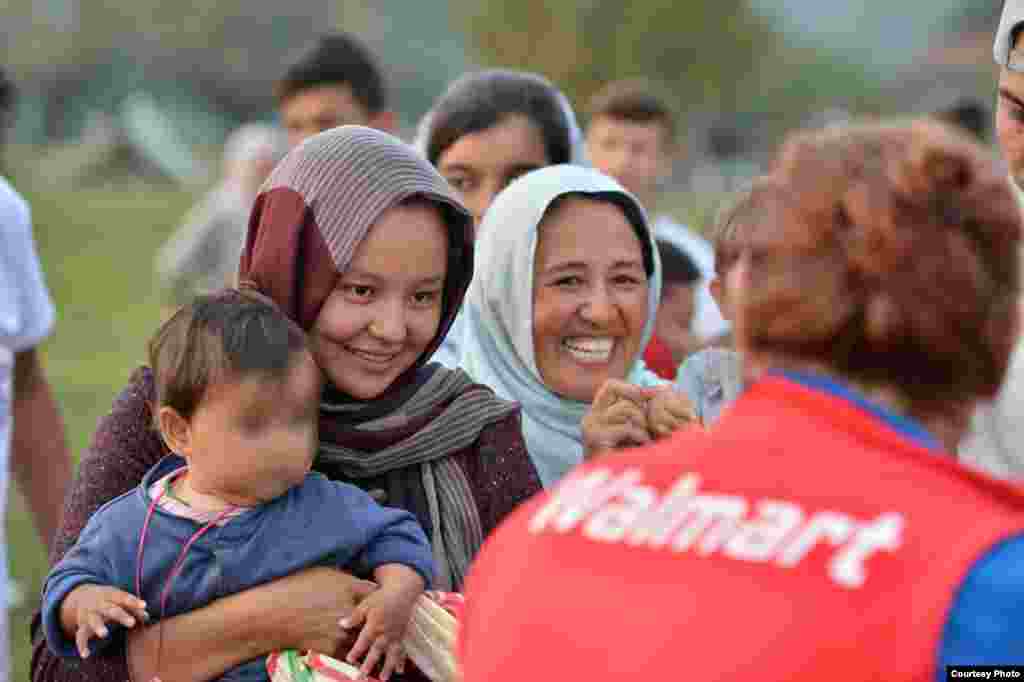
left=7, top=179, right=194, bottom=681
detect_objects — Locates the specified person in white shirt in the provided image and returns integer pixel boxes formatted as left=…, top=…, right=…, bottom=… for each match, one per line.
left=0, top=67, right=72, bottom=681
left=585, top=78, right=729, bottom=345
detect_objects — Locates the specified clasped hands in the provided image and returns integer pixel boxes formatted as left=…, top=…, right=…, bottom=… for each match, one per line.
left=581, top=380, right=699, bottom=457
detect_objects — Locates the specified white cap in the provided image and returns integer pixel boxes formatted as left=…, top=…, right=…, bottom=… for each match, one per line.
left=995, top=0, right=1024, bottom=69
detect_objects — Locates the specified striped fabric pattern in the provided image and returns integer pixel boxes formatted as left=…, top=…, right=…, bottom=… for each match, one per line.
left=319, top=369, right=515, bottom=589
left=241, top=124, right=474, bottom=353
left=261, top=125, right=469, bottom=271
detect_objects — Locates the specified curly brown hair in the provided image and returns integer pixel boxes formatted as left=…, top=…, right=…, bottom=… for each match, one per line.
left=739, top=120, right=1022, bottom=410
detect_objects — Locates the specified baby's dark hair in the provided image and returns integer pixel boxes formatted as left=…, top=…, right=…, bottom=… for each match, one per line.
left=148, top=289, right=310, bottom=427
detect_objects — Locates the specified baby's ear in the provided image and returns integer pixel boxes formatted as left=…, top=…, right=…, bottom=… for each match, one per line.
left=156, top=406, right=192, bottom=456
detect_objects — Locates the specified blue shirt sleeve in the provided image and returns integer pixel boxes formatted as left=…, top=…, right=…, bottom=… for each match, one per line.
left=938, top=532, right=1024, bottom=678
left=674, top=352, right=708, bottom=424
left=41, top=505, right=133, bottom=659
left=315, top=477, right=435, bottom=589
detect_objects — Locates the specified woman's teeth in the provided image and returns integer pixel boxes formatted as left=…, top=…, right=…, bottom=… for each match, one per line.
left=562, top=337, right=614, bottom=363
left=346, top=346, right=399, bottom=364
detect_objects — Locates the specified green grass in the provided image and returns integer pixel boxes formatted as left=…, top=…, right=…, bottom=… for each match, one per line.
left=7, top=180, right=195, bottom=681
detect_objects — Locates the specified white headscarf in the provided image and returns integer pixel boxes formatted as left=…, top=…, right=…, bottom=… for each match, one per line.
left=412, top=69, right=588, bottom=165
left=459, top=165, right=661, bottom=486
left=995, top=0, right=1024, bottom=68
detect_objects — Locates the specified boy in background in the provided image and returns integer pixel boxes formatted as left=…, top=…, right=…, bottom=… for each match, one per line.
left=586, top=79, right=729, bottom=346
left=276, top=33, right=397, bottom=148
left=0, top=66, right=73, bottom=681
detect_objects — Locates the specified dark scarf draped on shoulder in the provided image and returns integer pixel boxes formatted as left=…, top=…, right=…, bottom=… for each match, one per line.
left=237, top=126, right=517, bottom=589
left=317, top=366, right=516, bottom=590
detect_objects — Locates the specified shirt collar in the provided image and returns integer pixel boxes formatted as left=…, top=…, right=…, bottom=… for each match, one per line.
left=771, top=369, right=942, bottom=452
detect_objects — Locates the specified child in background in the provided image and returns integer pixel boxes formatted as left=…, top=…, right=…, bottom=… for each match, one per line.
left=586, top=78, right=729, bottom=346
left=644, top=239, right=702, bottom=380
left=42, top=290, right=432, bottom=682
left=674, top=186, right=756, bottom=425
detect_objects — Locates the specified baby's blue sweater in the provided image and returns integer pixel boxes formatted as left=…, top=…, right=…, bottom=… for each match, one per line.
left=42, top=455, right=433, bottom=681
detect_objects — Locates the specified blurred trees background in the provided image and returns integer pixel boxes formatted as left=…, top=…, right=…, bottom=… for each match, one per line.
left=2, top=0, right=890, bottom=140
left=459, top=1, right=785, bottom=111
left=0, top=0, right=1001, bottom=161
left=1, top=0, right=470, bottom=143
left=455, top=0, right=887, bottom=131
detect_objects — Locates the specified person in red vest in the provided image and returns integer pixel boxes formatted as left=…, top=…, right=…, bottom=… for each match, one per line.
left=459, top=120, right=1024, bottom=681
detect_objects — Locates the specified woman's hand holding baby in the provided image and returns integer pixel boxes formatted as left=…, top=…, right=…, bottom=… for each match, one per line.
left=340, top=564, right=425, bottom=681
left=61, top=584, right=149, bottom=658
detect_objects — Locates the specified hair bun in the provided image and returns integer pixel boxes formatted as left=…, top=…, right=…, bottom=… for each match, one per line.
left=891, top=122, right=973, bottom=200
left=743, top=120, right=1022, bottom=409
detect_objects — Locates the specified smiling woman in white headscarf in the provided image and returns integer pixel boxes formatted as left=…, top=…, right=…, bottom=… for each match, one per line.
left=458, top=164, right=695, bottom=485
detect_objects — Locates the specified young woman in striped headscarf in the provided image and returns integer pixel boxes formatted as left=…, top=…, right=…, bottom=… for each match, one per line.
left=31, top=126, right=540, bottom=682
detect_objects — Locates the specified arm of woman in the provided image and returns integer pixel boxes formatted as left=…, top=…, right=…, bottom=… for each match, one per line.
left=127, top=568, right=378, bottom=682
left=458, top=411, right=543, bottom=537
left=32, top=367, right=169, bottom=682
left=49, top=367, right=167, bottom=563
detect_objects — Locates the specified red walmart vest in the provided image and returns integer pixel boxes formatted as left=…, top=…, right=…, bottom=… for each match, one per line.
left=461, top=377, right=1024, bottom=681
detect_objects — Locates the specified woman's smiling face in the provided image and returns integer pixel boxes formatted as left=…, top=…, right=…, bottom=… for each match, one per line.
left=310, top=201, right=449, bottom=399
left=531, top=196, right=650, bottom=402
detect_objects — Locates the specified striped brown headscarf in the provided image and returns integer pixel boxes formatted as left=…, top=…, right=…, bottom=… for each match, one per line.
left=239, top=126, right=517, bottom=589
left=239, top=124, right=472, bottom=354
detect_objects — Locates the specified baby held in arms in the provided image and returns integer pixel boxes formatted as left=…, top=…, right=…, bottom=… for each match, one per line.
left=41, top=290, right=432, bottom=682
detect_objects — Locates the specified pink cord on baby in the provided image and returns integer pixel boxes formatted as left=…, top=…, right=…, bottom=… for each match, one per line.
left=134, top=471, right=236, bottom=679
